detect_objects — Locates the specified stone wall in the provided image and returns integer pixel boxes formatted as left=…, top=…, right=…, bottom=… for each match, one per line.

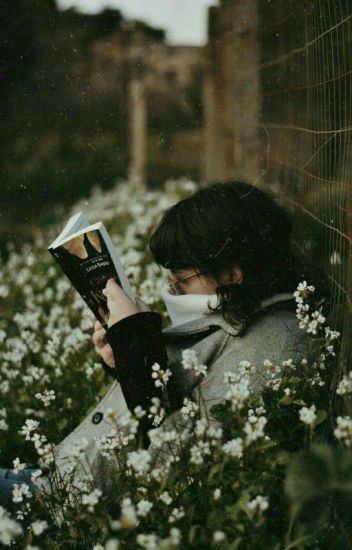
left=92, top=24, right=204, bottom=185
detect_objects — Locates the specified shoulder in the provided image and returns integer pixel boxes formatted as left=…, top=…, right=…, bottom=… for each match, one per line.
left=197, top=308, right=309, bottom=407
left=214, top=307, right=308, bottom=369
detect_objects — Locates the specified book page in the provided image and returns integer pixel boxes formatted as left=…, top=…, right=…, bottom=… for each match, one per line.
left=48, top=211, right=90, bottom=249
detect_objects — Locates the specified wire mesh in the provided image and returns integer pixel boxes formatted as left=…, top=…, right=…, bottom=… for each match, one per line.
left=259, top=0, right=352, bottom=381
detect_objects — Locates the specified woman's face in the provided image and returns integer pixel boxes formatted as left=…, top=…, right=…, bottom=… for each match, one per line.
left=168, top=267, right=243, bottom=295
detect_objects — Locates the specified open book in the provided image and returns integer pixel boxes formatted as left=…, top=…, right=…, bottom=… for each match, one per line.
left=48, top=212, right=134, bottom=328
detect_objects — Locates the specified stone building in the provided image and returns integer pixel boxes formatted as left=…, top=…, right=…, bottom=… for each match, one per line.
left=91, top=21, right=204, bottom=186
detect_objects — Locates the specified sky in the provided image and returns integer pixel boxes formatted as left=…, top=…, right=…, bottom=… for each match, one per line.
left=56, top=0, right=219, bottom=46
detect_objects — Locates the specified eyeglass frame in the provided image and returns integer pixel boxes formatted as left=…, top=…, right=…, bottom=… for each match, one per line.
left=167, top=271, right=204, bottom=294
left=166, top=236, right=233, bottom=294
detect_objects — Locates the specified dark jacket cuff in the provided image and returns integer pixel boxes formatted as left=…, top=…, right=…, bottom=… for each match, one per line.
left=101, top=359, right=119, bottom=380
left=107, top=311, right=163, bottom=350
left=106, top=311, right=168, bottom=419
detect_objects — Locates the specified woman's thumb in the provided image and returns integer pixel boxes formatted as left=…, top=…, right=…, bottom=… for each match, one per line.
left=103, top=278, right=120, bottom=301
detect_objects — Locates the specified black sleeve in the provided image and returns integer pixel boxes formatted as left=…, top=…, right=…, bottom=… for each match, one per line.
left=106, top=311, right=182, bottom=440
left=100, top=359, right=119, bottom=380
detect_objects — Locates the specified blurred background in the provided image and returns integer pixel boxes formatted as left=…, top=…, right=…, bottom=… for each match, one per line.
left=1, top=0, right=351, bottom=368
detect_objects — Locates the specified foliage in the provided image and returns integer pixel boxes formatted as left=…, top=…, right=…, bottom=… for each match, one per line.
left=0, top=178, right=351, bottom=549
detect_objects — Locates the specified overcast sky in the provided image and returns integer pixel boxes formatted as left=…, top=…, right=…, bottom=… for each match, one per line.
left=56, top=0, right=219, bottom=46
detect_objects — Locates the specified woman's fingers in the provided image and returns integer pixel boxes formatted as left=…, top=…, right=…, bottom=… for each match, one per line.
left=103, top=278, right=140, bottom=327
left=97, top=343, right=115, bottom=369
left=94, top=319, right=104, bottom=331
left=92, top=326, right=107, bottom=349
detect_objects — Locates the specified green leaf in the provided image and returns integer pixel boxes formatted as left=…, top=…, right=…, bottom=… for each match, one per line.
left=208, top=462, right=223, bottom=480
left=313, top=409, right=327, bottom=427
left=227, top=538, right=243, bottom=550
left=275, top=451, right=290, bottom=466
left=292, top=399, right=307, bottom=406
left=58, top=417, right=69, bottom=430
left=188, top=525, right=198, bottom=544
left=278, top=395, right=294, bottom=405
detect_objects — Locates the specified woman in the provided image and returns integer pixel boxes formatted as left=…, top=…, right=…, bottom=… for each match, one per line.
left=0, top=180, right=329, bottom=511
left=92, top=180, right=329, bottom=439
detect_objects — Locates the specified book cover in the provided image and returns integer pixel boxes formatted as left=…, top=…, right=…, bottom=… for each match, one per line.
left=49, top=217, right=134, bottom=329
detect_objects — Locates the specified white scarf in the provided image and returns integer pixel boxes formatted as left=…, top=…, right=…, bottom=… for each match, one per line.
left=160, top=287, right=219, bottom=327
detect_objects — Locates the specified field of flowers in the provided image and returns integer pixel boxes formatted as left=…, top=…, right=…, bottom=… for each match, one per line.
left=1, top=178, right=352, bottom=549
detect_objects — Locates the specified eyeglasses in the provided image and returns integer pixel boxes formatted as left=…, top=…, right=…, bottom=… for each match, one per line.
left=167, top=271, right=203, bottom=295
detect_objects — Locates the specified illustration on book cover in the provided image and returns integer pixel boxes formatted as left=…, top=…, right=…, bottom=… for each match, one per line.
left=51, top=229, right=121, bottom=326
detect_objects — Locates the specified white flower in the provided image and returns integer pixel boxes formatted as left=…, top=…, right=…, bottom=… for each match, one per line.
left=244, top=416, right=267, bottom=444
left=206, top=425, right=223, bottom=444
left=247, top=495, right=269, bottom=514
left=299, top=405, right=317, bottom=426
left=134, top=405, right=146, bottom=419
left=146, top=402, right=164, bottom=429
left=325, top=327, right=340, bottom=341
left=120, top=498, right=138, bottom=529
left=136, top=534, right=158, bottom=550
left=12, top=483, right=32, bottom=503
left=0, top=506, right=22, bottom=545
left=168, top=506, right=185, bottom=523
left=151, top=362, right=172, bottom=387
left=35, top=389, right=56, bottom=407
left=30, top=469, right=43, bottom=485
left=105, top=539, right=120, bottom=550
left=293, top=281, right=315, bottom=303
left=159, top=491, right=173, bottom=505
left=99, top=429, right=122, bottom=457
left=225, top=376, right=250, bottom=411
left=307, top=311, right=326, bottom=335
left=127, top=449, right=151, bottom=474
left=336, top=373, right=352, bottom=396
left=148, top=427, right=179, bottom=448
left=0, top=418, right=9, bottom=431
left=190, top=441, right=211, bottom=465
left=168, top=527, right=182, bottom=545
left=282, top=358, right=294, bottom=368
left=31, top=519, right=48, bottom=536
left=82, top=489, right=102, bottom=512
left=264, top=359, right=281, bottom=377
left=213, top=530, right=226, bottom=542
left=66, top=437, right=89, bottom=460
left=222, top=437, right=243, bottom=459
left=180, top=397, right=199, bottom=418
left=19, top=419, right=40, bottom=440
left=334, top=416, right=352, bottom=447
left=13, top=457, right=27, bottom=473
left=181, top=349, right=207, bottom=377
left=194, top=418, right=208, bottom=437
left=213, top=488, right=221, bottom=500
left=137, top=499, right=153, bottom=517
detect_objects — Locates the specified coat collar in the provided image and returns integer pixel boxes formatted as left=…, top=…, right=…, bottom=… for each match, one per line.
left=161, top=292, right=295, bottom=338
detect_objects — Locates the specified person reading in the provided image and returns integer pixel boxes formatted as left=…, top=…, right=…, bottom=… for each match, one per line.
left=0, top=180, right=329, bottom=513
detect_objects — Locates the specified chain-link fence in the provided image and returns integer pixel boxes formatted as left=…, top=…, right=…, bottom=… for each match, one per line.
left=259, top=0, right=352, bottom=385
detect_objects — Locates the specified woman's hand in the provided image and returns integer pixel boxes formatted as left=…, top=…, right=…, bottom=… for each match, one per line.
left=92, top=318, right=115, bottom=369
left=103, top=278, right=151, bottom=327
left=92, top=281, right=151, bottom=369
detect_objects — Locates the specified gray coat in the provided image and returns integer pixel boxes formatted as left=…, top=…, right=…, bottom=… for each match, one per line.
left=51, top=292, right=307, bottom=481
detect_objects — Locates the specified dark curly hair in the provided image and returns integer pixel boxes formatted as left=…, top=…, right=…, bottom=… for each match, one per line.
left=149, top=181, right=330, bottom=327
